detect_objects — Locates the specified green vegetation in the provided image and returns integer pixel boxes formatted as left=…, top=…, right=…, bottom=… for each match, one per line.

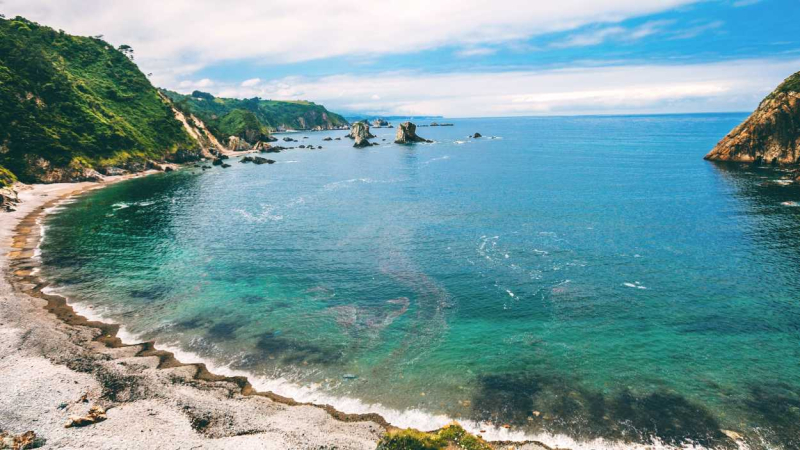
left=0, top=16, right=198, bottom=183
left=377, top=424, right=494, bottom=450
left=0, top=165, right=17, bottom=187
left=162, top=89, right=349, bottom=144
left=775, top=71, right=800, bottom=94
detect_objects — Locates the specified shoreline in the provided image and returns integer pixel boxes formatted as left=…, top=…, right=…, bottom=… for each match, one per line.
left=0, top=172, right=554, bottom=449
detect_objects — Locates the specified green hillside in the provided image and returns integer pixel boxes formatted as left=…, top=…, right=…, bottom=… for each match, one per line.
left=162, top=89, right=349, bottom=144
left=0, top=16, right=199, bottom=183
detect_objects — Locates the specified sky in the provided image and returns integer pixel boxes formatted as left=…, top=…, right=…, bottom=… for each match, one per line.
left=2, top=0, right=799, bottom=117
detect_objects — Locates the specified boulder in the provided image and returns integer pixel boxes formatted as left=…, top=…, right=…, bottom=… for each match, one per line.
left=212, top=158, right=224, bottom=166
left=350, top=122, right=375, bottom=148
left=394, top=122, right=432, bottom=144
left=472, top=133, right=482, bottom=138
left=323, top=137, right=333, bottom=141
left=99, top=167, right=128, bottom=176
left=221, top=163, right=231, bottom=168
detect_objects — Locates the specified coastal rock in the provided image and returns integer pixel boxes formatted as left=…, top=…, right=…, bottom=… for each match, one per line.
left=253, top=141, right=272, bottom=152
left=0, top=187, right=20, bottom=212
left=99, top=167, right=129, bottom=176
left=282, top=137, right=297, bottom=142
left=166, top=147, right=204, bottom=164
left=262, top=146, right=285, bottom=153
left=323, top=137, right=333, bottom=141
left=372, top=118, right=389, bottom=127
left=65, top=405, right=107, bottom=428
left=472, top=133, right=482, bottom=138
left=350, top=122, right=375, bottom=148
left=212, top=158, right=224, bottom=166
left=240, top=156, right=274, bottom=165
left=227, top=136, right=251, bottom=152
left=705, top=71, right=800, bottom=165
left=394, top=122, right=432, bottom=144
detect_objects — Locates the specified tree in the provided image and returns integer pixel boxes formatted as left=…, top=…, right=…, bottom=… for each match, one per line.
left=118, top=44, right=134, bottom=60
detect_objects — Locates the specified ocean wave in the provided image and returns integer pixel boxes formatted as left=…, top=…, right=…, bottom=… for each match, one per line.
left=323, top=177, right=404, bottom=191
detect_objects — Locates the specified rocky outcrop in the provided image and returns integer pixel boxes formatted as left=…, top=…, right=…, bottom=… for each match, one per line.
left=240, top=156, right=275, bottom=165
left=472, top=133, right=482, bottom=138
left=349, top=122, right=375, bottom=148
left=227, top=136, right=250, bottom=152
left=394, top=122, right=432, bottom=144
left=0, top=187, right=19, bottom=212
left=705, top=72, right=800, bottom=165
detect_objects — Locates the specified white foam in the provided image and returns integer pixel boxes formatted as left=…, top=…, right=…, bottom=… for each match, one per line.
left=623, top=282, right=647, bottom=290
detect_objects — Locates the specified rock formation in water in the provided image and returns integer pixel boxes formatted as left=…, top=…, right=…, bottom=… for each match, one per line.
left=394, top=122, right=432, bottom=144
left=705, top=71, right=800, bottom=165
left=349, top=122, right=375, bottom=148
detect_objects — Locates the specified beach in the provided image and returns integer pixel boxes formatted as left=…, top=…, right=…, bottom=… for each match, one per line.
left=0, top=175, right=548, bottom=450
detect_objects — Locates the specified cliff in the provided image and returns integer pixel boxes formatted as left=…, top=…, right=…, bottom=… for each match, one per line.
left=0, top=16, right=203, bottom=183
left=705, top=71, right=800, bottom=165
left=161, top=89, right=349, bottom=149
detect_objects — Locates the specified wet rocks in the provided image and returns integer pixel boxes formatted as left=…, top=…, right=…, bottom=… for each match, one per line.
left=394, top=122, right=432, bottom=144
left=323, top=137, right=333, bottom=141
left=65, top=405, right=107, bottom=428
left=282, top=137, right=298, bottom=142
left=472, top=133, right=482, bottom=138
left=240, top=156, right=275, bottom=165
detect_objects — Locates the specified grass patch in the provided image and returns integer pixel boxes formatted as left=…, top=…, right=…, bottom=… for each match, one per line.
left=377, top=423, right=494, bottom=450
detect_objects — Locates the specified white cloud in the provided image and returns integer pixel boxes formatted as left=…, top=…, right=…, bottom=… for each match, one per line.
left=670, top=20, right=724, bottom=40
left=195, top=58, right=800, bottom=117
left=456, top=47, right=498, bottom=57
left=2, top=0, right=701, bottom=78
left=551, top=20, right=673, bottom=48
left=241, top=78, right=262, bottom=87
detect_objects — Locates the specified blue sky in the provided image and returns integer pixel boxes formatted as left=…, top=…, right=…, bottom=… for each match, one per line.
left=3, top=0, right=799, bottom=117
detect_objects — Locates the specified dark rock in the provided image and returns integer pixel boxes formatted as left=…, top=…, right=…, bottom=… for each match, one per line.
left=299, top=145, right=306, bottom=149
left=212, top=158, right=224, bottom=166
left=164, top=166, right=175, bottom=172
left=335, top=137, right=341, bottom=140
left=395, top=122, right=432, bottom=144
left=221, top=163, right=231, bottom=168
left=323, top=137, right=333, bottom=141
left=240, top=156, right=275, bottom=165
left=472, top=133, right=482, bottom=138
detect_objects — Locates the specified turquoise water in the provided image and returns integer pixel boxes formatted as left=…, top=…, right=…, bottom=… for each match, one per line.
left=40, top=115, right=800, bottom=449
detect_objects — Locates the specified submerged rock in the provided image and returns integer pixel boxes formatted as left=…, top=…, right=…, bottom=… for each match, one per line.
left=472, top=133, right=482, bottom=138
left=394, top=122, right=432, bottom=144
left=705, top=71, right=800, bottom=165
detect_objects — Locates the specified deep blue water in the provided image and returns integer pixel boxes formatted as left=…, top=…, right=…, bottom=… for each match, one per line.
left=40, top=115, right=800, bottom=449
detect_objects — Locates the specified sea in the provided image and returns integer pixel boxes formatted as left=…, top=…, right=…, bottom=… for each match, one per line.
left=38, top=114, right=800, bottom=449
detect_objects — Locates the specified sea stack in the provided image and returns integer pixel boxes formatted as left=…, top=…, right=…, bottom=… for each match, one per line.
left=350, top=122, right=375, bottom=148
left=705, top=71, right=800, bottom=165
left=394, top=122, right=432, bottom=144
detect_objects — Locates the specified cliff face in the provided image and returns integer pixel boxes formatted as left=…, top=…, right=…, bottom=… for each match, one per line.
left=705, top=72, right=800, bottom=165
left=161, top=90, right=349, bottom=148
left=0, top=16, right=201, bottom=183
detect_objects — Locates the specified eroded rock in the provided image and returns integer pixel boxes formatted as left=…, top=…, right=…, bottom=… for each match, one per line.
left=394, top=122, right=432, bottom=144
